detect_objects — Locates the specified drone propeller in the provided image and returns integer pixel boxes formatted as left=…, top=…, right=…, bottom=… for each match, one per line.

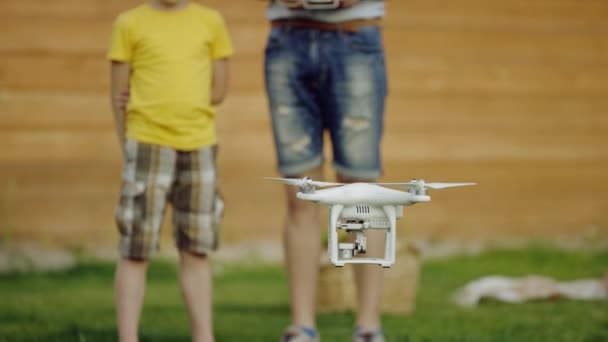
left=377, top=180, right=476, bottom=189
left=418, top=182, right=476, bottom=189
left=264, top=177, right=344, bottom=188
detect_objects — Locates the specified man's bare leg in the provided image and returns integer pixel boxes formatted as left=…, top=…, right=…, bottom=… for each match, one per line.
left=115, top=258, right=149, bottom=342
left=337, top=174, right=384, bottom=331
left=284, top=166, right=324, bottom=329
left=179, top=251, right=214, bottom=342
left=352, top=232, right=384, bottom=330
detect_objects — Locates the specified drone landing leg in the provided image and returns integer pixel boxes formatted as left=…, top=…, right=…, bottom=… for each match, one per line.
left=381, top=205, right=397, bottom=268
left=328, top=204, right=344, bottom=267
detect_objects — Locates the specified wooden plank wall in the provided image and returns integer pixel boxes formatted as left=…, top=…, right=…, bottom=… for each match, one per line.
left=1, top=0, right=607, bottom=249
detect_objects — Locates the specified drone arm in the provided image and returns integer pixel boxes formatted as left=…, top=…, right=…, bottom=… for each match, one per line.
left=264, top=177, right=344, bottom=188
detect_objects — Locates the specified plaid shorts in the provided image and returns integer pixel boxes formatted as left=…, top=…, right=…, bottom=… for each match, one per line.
left=115, top=139, right=224, bottom=259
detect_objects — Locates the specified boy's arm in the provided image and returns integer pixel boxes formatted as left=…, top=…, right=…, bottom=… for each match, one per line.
left=211, top=58, right=230, bottom=105
left=110, top=61, right=131, bottom=150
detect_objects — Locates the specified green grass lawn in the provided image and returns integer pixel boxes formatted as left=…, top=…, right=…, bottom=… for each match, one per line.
left=0, top=246, right=606, bottom=341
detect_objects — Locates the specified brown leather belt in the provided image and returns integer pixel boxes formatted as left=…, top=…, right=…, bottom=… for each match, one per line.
left=271, top=18, right=382, bottom=33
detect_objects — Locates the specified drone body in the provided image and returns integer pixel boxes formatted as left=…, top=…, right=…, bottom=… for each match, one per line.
left=267, top=177, right=475, bottom=268
left=296, top=183, right=431, bottom=206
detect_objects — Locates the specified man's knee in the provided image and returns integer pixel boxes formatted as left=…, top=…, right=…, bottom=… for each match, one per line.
left=336, top=173, right=375, bottom=184
left=286, top=191, right=320, bottom=223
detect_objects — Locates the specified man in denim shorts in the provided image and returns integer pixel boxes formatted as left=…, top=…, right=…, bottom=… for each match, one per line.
left=264, top=1, right=387, bottom=341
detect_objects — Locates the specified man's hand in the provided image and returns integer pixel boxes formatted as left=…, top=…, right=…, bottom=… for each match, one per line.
left=277, top=0, right=358, bottom=10
left=339, top=0, right=359, bottom=8
left=277, top=0, right=304, bottom=9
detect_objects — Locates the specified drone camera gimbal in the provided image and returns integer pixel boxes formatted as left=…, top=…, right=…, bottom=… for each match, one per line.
left=330, top=205, right=404, bottom=267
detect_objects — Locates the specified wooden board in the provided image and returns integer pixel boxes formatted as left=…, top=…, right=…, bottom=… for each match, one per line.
left=1, top=0, right=607, bottom=247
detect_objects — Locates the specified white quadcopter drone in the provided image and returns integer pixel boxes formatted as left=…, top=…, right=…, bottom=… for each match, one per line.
left=267, top=177, right=475, bottom=268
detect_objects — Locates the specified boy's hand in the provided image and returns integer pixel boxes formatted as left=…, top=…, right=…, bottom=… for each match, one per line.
left=116, top=90, right=130, bottom=114
left=211, top=58, right=230, bottom=105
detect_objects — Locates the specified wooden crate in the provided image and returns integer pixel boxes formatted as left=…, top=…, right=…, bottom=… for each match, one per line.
left=317, top=243, right=421, bottom=315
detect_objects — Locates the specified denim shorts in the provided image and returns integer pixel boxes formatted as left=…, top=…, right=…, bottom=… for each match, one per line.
left=264, top=23, right=387, bottom=179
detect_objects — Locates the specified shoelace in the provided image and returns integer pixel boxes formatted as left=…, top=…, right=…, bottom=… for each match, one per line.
left=354, top=328, right=383, bottom=342
left=282, top=326, right=317, bottom=341
left=282, top=332, right=297, bottom=342
left=357, top=332, right=376, bottom=342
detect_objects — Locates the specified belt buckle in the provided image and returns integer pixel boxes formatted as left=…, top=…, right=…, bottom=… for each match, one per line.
left=301, top=0, right=340, bottom=10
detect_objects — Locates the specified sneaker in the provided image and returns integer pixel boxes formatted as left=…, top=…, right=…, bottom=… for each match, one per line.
left=280, top=325, right=319, bottom=342
left=352, top=326, right=385, bottom=342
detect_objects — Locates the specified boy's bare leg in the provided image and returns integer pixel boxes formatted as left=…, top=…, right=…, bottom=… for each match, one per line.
left=284, top=166, right=324, bottom=329
left=179, top=251, right=214, bottom=342
left=115, top=258, right=149, bottom=342
left=336, top=175, right=384, bottom=331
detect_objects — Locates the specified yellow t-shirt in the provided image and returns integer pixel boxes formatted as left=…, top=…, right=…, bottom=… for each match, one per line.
left=107, top=3, right=233, bottom=150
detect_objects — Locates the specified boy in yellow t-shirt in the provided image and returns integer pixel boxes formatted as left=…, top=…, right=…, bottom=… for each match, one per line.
left=107, top=1, right=232, bottom=341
